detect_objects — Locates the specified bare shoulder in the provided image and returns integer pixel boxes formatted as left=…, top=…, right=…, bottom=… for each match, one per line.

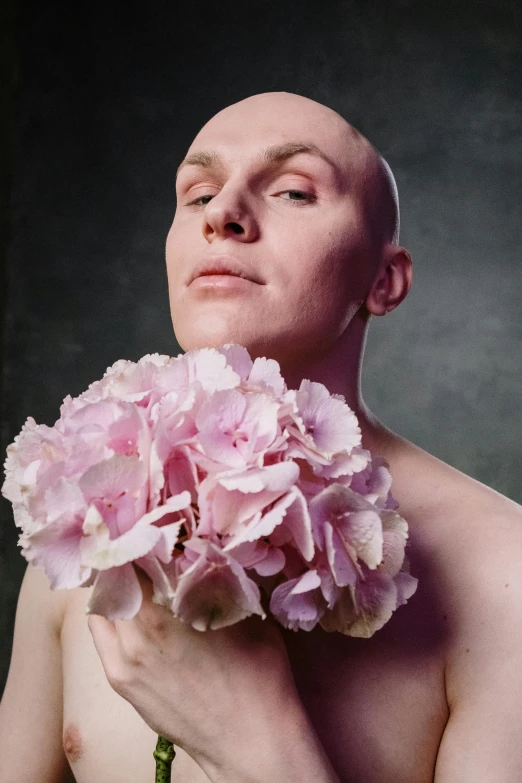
left=406, top=444, right=522, bottom=571
left=391, top=440, right=522, bottom=698
left=389, top=437, right=522, bottom=556
left=389, top=444, right=522, bottom=779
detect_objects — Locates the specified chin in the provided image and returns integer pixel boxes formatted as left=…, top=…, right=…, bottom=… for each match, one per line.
left=172, top=313, right=315, bottom=367
left=173, top=319, right=249, bottom=354
left=174, top=326, right=280, bottom=364
left=175, top=299, right=277, bottom=349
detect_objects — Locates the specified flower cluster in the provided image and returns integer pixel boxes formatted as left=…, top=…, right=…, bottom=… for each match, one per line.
left=2, top=345, right=417, bottom=636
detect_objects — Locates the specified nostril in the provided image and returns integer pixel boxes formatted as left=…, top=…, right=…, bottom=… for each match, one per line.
left=227, top=222, right=244, bottom=235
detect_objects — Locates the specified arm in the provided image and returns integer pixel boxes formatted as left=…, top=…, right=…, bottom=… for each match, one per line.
left=434, top=514, right=522, bottom=782
left=0, top=564, right=74, bottom=783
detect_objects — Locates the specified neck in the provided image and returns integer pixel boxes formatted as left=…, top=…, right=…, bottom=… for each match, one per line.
left=279, top=310, right=401, bottom=459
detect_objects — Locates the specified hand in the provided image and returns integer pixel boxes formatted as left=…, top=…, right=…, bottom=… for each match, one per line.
left=87, top=567, right=307, bottom=779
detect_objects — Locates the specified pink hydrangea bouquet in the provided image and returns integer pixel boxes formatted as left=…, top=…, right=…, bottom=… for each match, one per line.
left=2, top=344, right=417, bottom=781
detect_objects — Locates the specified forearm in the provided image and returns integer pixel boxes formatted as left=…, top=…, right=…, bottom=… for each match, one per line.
left=201, top=699, right=341, bottom=783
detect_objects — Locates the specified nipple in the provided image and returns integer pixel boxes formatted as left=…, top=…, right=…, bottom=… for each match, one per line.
left=63, top=722, right=83, bottom=763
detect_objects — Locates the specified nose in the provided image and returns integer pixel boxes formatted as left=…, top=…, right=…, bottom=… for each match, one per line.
left=202, top=187, right=259, bottom=243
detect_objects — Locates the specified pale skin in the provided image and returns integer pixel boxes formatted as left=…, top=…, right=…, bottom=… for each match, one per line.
left=1, top=91, right=522, bottom=783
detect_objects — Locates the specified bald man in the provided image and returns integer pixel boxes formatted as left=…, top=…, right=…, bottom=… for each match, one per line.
left=1, top=92, right=522, bottom=783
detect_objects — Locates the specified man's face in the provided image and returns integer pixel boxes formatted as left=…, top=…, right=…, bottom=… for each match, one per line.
left=166, top=92, right=380, bottom=367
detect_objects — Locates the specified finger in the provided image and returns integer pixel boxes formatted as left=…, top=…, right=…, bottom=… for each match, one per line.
left=87, top=613, right=121, bottom=668
left=132, top=565, right=175, bottom=630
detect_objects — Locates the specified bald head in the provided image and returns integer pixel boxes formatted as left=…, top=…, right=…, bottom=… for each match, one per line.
left=186, top=91, right=400, bottom=249
left=168, top=91, right=410, bottom=364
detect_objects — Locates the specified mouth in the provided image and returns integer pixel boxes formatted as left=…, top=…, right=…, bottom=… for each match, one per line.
left=188, top=258, right=263, bottom=286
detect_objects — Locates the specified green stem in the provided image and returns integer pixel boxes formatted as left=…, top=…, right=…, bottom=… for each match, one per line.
left=153, top=734, right=176, bottom=783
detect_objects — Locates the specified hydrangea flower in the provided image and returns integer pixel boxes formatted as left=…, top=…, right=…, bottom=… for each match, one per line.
left=2, top=345, right=417, bottom=634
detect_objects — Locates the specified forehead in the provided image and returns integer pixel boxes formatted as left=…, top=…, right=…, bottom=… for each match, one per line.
left=184, top=95, right=371, bottom=179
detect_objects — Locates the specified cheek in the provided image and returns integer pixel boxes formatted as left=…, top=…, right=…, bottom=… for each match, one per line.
left=165, top=221, right=187, bottom=290
left=165, top=219, right=179, bottom=263
left=289, top=231, right=367, bottom=310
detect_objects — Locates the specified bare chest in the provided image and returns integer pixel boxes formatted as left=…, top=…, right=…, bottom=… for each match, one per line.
left=61, top=578, right=448, bottom=783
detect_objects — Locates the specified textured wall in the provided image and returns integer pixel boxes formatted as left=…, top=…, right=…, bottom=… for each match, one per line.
left=1, top=0, right=521, bottom=692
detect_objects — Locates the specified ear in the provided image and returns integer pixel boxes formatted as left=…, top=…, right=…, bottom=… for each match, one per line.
left=365, top=244, right=412, bottom=316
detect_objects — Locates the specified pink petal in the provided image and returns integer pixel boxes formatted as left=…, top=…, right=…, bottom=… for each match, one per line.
left=367, top=458, right=393, bottom=497
left=106, top=403, right=151, bottom=458
left=324, top=520, right=359, bottom=587
left=222, top=490, right=297, bottom=549
left=316, top=556, right=342, bottom=608
left=217, top=344, right=253, bottom=379
left=102, top=353, right=170, bottom=405
left=137, top=491, right=191, bottom=525
left=252, top=546, right=286, bottom=576
left=394, top=571, right=418, bottom=605
left=196, top=390, right=248, bottom=467
left=159, top=347, right=240, bottom=396
left=342, top=510, right=383, bottom=569
left=380, top=510, right=409, bottom=577
left=269, top=570, right=325, bottom=631
left=225, top=540, right=268, bottom=569
left=87, top=563, right=143, bottom=619
left=44, top=477, right=86, bottom=522
left=197, top=463, right=299, bottom=538
left=309, top=484, right=383, bottom=568
left=135, top=554, right=177, bottom=605
left=23, top=518, right=91, bottom=589
left=319, top=586, right=357, bottom=634
left=295, top=380, right=362, bottom=455
left=154, top=391, right=198, bottom=457
left=79, top=454, right=146, bottom=503
left=196, top=482, right=263, bottom=537
left=2, top=417, right=67, bottom=504
left=148, top=443, right=165, bottom=508
left=349, top=572, right=398, bottom=637
left=320, top=572, right=398, bottom=638
left=165, top=447, right=199, bottom=502
left=269, top=487, right=314, bottom=562
left=172, top=541, right=265, bottom=631
left=196, top=389, right=279, bottom=468
left=151, top=520, right=184, bottom=564
left=317, top=447, right=371, bottom=479
left=290, top=569, right=321, bottom=593
left=248, top=357, right=286, bottom=397
left=218, top=461, right=299, bottom=493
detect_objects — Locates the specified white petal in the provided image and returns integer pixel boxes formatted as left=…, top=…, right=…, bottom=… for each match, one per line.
left=80, top=523, right=161, bottom=570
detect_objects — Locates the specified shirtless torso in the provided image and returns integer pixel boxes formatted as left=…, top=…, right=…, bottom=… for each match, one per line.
left=57, top=434, right=522, bottom=783
left=40, top=435, right=519, bottom=783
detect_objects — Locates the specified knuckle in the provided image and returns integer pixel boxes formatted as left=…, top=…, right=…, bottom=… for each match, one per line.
left=139, top=606, right=169, bottom=639
left=104, top=660, right=130, bottom=694
left=150, top=616, right=168, bottom=636
left=122, top=637, right=146, bottom=667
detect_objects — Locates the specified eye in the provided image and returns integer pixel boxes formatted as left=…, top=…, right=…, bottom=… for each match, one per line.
left=186, top=193, right=215, bottom=206
left=184, top=188, right=316, bottom=208
left=279, top=189, right=316, bottom=205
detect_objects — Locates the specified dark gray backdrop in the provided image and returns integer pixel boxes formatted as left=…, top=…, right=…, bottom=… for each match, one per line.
left=1, top=0, right=521, bottom=693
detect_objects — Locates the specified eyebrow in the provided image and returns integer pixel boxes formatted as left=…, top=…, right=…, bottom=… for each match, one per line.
left=175, top=141, right=340, bottom=179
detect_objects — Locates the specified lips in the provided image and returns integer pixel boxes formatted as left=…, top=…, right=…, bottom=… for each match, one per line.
left=188, top=258, right=262, bottom=286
